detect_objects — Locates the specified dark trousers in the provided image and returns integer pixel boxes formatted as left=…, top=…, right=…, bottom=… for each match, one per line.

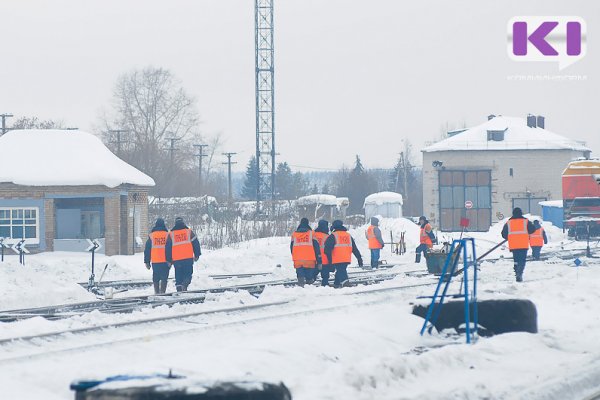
left=151, top=262, right=170, bottom=283
left=531, top=246, right=542, bottom=260
left=512, top=249, right=528, bottom=276
left=333, top=263, right=349, bottom=287
left=370, top=248, right=381, bottom=268
left=415, top=244, right=429, bottom=262
left=321, top=265, right=334, bottom=286
left=173, top=259, right=194, bottom=290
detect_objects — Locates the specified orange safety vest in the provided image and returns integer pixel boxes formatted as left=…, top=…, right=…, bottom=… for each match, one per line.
left=314, top=231, right=329, bottom=264
left=420, top=223, right=433, bottom=248
left=170, top=228, right=194, bottom=261
left=529, top=227, right=545, bottom=247
left=149, top=230, right=168, bottom=263
left=366, top=225, right=382, bottom=249
left=331, top=231, right=352, bottom=264
left=291, top=231, right=316, bottom=265
left=507, top=219, right=530, bottom=250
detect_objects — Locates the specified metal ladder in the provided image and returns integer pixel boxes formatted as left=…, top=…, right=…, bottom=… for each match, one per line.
left=419, top=238, right=479, bottom=344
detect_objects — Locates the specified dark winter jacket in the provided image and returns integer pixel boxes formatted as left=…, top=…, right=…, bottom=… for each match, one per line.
left=165, top=220, right=201, bottom=263
left=368, top=217, right=385, bottom=247
left=143, top=219, right=169, bottom=264
left=324, top=221, right=363, bottom=266
left=290, top=223, right=322, bottom=264
left=419, top=218, right=436, bottom=243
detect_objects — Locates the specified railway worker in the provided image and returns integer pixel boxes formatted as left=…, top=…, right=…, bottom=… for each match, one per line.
left=529, top=220, right=548, bottom=261
left=166, top=217, right=201, bottom=292
left=314, top=219, right=331, bottom=286
left=290, top=217, right=322, bottom=287
left=144, top=218, right=170, bottom=294
left=501, top=207, right=536, bottom=282
left=324, top=220, right=363, bottom=288
left=415, top=216, right=435, bottom=264
left=365, top=217, right=385, bottom=269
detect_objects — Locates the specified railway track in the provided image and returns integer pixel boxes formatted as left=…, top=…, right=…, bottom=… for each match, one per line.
left=0, top=270, right=413, bottom=322
left=0, top=281, right=438, bottom=364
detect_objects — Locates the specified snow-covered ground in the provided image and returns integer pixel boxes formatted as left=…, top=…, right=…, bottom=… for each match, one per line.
left=1, top=217, right=600, bottom=399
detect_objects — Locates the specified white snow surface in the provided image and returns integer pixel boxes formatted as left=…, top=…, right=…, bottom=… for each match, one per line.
left=364, top=191, right=404, bottom=206
left=422, top=116, right=590, bottom=152
left=296, top=194, right=338, bottom=206
left=0, top=129, right=155, bottom=187
left=539, top=200, right=563, bottom=208
left=1, top=217, right=600, bottom=399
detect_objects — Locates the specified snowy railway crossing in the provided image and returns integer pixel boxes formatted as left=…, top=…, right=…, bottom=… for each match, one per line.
left=2, top=223, right=600, bottom=399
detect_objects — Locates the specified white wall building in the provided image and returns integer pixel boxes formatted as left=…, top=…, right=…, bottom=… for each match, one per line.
left=363, top=192, right=403, bottom=221
left=422, top=115, right=590, bottom=231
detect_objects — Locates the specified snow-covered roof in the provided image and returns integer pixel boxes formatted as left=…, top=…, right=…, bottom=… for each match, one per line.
left=363, top=191, right=404, bottom=206
left=422, top=116, right=590, bottom=153
left=296, top=194, right=338, bottom=206
left=539, top=200, right=563, bottom=208
left=149, top=196, right=217, bottom=206
left=0, top=129, right=155, bottom=188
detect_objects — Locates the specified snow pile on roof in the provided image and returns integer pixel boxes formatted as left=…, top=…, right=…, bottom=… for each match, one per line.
left=0, top=129, right=155, bottom=188
left=423, top=116, right=590, bottom=152
left=363, top=191, right=403, bottom=207
left=296, top=194, right=338, bottom=206
left=539, top=200, right=563, bottom=208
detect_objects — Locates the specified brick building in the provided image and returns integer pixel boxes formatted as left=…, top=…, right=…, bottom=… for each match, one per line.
left=0, top=129, right=155, bottom=255
left=422, top=115, right=591, bottom=232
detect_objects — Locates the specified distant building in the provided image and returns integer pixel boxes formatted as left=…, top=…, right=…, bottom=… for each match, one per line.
left=422, top=115, right=591, bottom=231
left=0, top=130, right=155, bottom=255
left=296, top=194, right=349, bottom=222
left=363, top=192, right=403, bottom=221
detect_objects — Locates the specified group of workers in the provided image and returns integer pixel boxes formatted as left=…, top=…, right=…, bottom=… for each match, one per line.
left=144, top=208, right=547, bottom=294
left=144, top=217, right=201, bottom=294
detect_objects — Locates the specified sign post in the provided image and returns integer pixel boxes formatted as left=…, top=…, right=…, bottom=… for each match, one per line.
left=86, top=239, right=102, bottom=290
left=0, top=237, right=6, bottom=262
left=11, top=239, right=29, bottom=265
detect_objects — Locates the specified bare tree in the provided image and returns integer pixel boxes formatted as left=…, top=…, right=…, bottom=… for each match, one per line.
left=11, top=116, right=66, bottom=130
left=100, top=66, right=201, bottom=195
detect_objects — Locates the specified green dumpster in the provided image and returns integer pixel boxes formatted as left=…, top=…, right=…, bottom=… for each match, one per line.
left=425, top=251, right=457, bottom=275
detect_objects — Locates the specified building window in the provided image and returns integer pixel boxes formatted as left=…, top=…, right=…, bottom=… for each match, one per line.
left=0, top=207, right=40, bottom=243
left=439, top=170, right=492, bottom=231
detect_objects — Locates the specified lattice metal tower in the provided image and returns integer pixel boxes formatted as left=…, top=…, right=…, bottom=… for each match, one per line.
left=255, top=0, right=275, bottom=203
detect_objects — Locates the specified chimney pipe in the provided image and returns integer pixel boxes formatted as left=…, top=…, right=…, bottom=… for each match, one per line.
left=526, top=114, right=537, bottom=128
left=536, top=115, right=545, bottom=129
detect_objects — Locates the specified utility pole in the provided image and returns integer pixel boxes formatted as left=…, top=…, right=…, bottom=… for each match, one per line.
left=222, top=152, right=237, bottom=202
left=401, top=151, right=408, bottom=200
left=1, top=113, right=13, bottom=135
left=166, top=137, right=180, bottom=163
left=108, top=129, right=128, bottom=155
left=193, top=144, right=208, bottom=196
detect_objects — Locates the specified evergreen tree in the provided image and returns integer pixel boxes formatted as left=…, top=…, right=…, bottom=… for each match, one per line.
left=241, top=156, right=259, bottom=200
left=310, top=184, right=319, bottom=195
left=346, top=155, right=376, bottom=214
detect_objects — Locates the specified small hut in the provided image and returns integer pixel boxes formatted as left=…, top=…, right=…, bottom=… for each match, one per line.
left=296, top=194, right=348, bottom=222
left=363, top=192, right=403, bottom=221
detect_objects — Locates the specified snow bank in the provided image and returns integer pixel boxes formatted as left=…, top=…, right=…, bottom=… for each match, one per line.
left=296, top=194, right=337, bottom=206
left=0, top=129, right=155, bottom=187
left=363, top=191, right=403, bottom=206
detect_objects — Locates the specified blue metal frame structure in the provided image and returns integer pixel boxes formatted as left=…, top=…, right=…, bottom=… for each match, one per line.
left=255, top=0, right=275, bottom=203
left=419, top=238, right=479, bottom=344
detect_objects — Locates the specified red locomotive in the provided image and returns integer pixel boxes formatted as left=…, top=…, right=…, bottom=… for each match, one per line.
left=562, top=159, right=600, bottom=238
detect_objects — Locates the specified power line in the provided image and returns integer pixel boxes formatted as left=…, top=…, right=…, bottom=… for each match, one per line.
left=193, top=144, right=208, bottom=196
left=222, top=152, right=238, bottom=202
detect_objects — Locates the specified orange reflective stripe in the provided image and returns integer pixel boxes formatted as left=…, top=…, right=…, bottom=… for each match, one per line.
left=291, top=231, right=316, bottom=263
left=149, top=231, right=168, bottom=263
left=170, top=229, right=194, bottom=261
left=332, top=231, right=352, bottom=264
left=508, top=219, right=529, bottom=250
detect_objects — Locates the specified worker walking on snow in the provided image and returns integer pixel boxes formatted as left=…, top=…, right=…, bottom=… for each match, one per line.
left=144, top=218, right=171, bottom=294
left=166, top=217, right=201, bottom=292
left=415, top=216, right=435, bottom=263
left=365, top=217, right=385, bottom=269
left=324, top=220, right=363, bottom=288
left=314, top=219, right=331, bottom=286
left=529, top=220, right=548, bottom=261
left=290, top=217, right=322, bottom=287
left=502, top=207, right=535, bottom=282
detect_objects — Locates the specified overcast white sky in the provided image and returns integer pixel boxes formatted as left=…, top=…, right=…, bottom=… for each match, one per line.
left=0, top=0, right=598, bottom=171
